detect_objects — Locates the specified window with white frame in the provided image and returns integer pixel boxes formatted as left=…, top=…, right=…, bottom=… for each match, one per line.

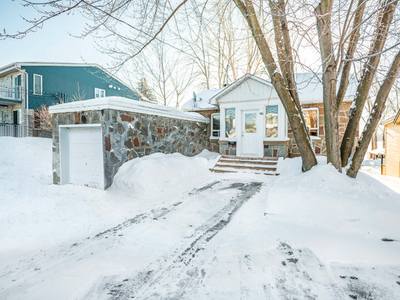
left=303, top=108, right=319, bottom=136
left=225, top=108, right=236, bottom=138
left=95, top=88, right=106, bottom=98
left=211, top=113, right=220, bottom=137
left=266, top=105, right=278, bottom=138
left=33, top=74, right=42, bottom=95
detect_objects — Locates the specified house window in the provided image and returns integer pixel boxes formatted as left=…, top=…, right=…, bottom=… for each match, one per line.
left=33, top=74, right=42, bottom=95
left=266, top=105, right=278, bottom=138
left=14, top=75, right=21, bottom=100
left=211, top=113, right=220, bottom=137
left=0, top=111, right=3, bottom=123
left=225, top=108, right=236, bottom=138
left=304, top=108, right=319, bottom=136
left=95, top=88, right=106, bottom=98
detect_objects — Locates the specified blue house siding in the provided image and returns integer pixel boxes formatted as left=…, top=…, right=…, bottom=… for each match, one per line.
left=21, top=65, right=139, bottom=110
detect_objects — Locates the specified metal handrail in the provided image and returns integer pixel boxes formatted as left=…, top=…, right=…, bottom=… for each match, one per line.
left=0, top=86, right=22, bottom=100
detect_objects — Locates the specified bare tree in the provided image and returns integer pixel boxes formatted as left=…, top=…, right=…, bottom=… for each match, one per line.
left=5, top=0, right=400, bottom=177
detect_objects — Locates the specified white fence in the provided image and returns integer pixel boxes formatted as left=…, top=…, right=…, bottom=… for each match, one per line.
left=0, top=124, right=23, bottom=137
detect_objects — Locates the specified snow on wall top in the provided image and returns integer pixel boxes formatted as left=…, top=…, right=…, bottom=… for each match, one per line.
left=181, top=89, right=222, bottom=111
left=49, top=96, right=209, bottom=123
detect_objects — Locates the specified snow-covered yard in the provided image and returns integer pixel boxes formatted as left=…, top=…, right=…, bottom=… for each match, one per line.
left=0, top=137, right=399, bottom=300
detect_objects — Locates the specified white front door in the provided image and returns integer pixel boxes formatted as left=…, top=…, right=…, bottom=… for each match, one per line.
left=241, top=110, right=262, bottom=157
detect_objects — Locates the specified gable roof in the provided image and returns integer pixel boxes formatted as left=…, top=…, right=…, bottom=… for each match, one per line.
left=381, top=108, right=400, bottom=126
left=0, top=62, right=137, bottom=96
left=210, top=73, right=274, bottom=103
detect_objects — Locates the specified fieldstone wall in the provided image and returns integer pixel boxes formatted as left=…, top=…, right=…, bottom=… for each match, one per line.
left=287, top=102, right=358, bottom=157
left=264, top=140, right=289, bottom=158
left=219, top=141, right=237, bottom=155
left=52, top=109, right=210, bottom=188
left=102, top=109, right=210, bottom=187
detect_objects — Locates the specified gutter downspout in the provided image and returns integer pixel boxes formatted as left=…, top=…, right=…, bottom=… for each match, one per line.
left=22, top=70, right=28, bottom=137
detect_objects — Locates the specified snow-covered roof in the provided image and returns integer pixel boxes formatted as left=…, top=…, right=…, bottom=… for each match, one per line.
left=49, top=96, right=209, bottom=123
left=181, top=89, right=222, bottom=111
left=296, top=73, right=357, bottom=104
left=369, top=148, right=385, bottom=155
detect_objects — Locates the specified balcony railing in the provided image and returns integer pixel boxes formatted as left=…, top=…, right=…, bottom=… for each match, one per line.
left=0, top=124, right=23, bottom=137
left=0, top=86, right=22, bottom=101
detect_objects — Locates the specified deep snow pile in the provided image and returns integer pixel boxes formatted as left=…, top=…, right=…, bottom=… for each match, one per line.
left=110, top=150, right=219, bottom=196
left=268, top=157, right=400, bottom=245
left=1, top=137, right=400, bottom=300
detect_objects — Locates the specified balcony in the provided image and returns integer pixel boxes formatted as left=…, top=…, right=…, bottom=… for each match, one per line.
left=0, top=86, right=22, bottom=106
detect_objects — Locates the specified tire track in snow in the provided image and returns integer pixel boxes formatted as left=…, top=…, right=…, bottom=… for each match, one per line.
left=0, top=180, right=224, bottom=282
left=96, top=181, right=263, bottom=300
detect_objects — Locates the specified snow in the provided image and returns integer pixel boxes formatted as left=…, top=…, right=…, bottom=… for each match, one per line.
left=1, top=137, right=400, bottom=299
left=296, top=73, right=358, bottom=103
left=181, top=89, right=222, bottom=111
left=49, top=96, right=208, bottom=123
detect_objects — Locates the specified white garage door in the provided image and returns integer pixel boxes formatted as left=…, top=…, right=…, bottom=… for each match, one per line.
left=68, top=127, right=104, bottom=189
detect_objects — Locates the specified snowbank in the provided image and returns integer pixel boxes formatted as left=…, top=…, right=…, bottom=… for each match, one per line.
left=268, top=157, right=400, bottom=249
left=110, top=150, right=219, bottom=196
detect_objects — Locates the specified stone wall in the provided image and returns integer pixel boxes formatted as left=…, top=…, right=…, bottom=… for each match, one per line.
left=219, top=141, right=237, bottom=155
left=264, top=140, right=289, bottom=157
left=52, top=109, right=210, bottom=188
left=287, top=102, right=357, bottom=157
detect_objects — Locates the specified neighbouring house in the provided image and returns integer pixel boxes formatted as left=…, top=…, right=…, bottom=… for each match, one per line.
left=49, top=97, right=209, bottom=189
left=0, top=62, right=140, bottom=138
left=182, top=73, right=358, bottom=158
left=381, top=109, right=400, bottom=178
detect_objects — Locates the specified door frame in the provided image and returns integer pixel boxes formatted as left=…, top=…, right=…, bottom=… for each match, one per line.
left=238, top=108, right=264, bottom=158
left=59, top=124, right=105, bottom=189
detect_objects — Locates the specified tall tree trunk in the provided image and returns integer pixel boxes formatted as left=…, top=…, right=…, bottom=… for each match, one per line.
left=347, top=49, right=400, bottom=178
left=234, top=0, right=317, bottom=171
left=336, top=0, right=366, bottom=109
left=341, top=0, right=398, bottom=167
left=316, top=0, right=342, bottom=171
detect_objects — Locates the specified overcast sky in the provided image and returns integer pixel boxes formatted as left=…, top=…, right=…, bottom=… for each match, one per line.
left=0, top=1, right=110, bottom=68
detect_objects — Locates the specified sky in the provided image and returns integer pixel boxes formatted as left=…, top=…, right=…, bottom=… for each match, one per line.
left=0, top=1, right=110, bottom=69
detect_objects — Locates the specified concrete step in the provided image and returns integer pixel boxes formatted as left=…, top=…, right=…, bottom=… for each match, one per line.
left=219, top=158, right=277, bottom=165
left=210, top=155, right=281, bottom=176
left=215, top=162, right=277, bottom=171
left=210, top=166, right=279, bottom=176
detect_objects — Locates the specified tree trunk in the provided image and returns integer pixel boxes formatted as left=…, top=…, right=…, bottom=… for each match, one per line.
left=234, top=0, right=317, bottom=171
left=347, top=49, right=400, bottom=178
left=336, top=0, right=366, bottom=109
left=316, top=1, right=342, bottom=171
left=341, top=0, right=398, bottom=167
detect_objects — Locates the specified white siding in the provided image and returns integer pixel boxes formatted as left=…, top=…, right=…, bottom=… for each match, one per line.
left=217, top=78, right=278, bottom=103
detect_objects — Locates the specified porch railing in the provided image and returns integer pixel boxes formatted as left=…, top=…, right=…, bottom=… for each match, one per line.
left=0, top=124, right=23, bottom=137
left=0, top=86, right=22, bottom=100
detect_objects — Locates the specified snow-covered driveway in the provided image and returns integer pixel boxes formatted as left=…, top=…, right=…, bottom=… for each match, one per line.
left=1, top=137, right=400, bottom=299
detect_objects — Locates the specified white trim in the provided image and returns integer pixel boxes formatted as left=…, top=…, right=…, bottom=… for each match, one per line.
left=33, top=74, right=43, bottom=95
left=49, top=97, right=209, bottom=123
left=59, top=125, right=105, bottom=189
left=95, top=87, right=106, bottom=98
left=210, top=112, right=221, bottom=138
left=303, top=107, right=319, bottom=137
left=210, top=73, right=273, bottom=104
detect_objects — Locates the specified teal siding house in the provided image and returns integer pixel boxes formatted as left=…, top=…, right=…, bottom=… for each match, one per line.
left=0, top=62, right=140, bottom=137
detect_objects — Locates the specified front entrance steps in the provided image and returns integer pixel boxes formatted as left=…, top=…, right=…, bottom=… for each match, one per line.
left=210, top=155, right=281, bottom=176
